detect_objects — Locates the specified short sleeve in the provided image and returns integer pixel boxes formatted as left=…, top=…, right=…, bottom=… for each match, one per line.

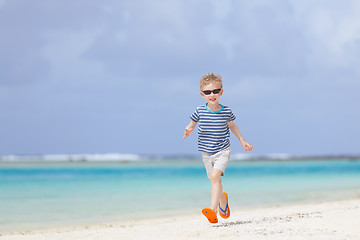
left=190, top=108, right=200, bottom=122
left=227, top=109, right=236, bottom=122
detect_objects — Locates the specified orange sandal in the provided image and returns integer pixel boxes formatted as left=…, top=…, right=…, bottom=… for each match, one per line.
left=202, top=208, right=218, bottom=223
left=219, top=192, right=230, bottom=219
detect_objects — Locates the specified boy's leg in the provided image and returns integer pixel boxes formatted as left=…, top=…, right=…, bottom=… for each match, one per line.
left=209, top=169, right=227, bottom=213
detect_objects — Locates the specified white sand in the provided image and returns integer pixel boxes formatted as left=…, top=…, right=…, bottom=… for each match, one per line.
left=1, top=199, right=359, bottom=240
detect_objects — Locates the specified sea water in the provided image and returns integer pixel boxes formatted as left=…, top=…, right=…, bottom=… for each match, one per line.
left=1, top=159, right=360, bottom=232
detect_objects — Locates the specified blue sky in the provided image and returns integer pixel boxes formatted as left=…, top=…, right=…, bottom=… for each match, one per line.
left=0, top=0, right=359, bottom=156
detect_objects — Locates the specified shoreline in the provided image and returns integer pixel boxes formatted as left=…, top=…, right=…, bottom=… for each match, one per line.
left=2, top=198, right=359, bottom=240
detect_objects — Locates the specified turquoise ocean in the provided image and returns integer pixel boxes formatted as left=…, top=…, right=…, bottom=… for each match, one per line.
left=1, top=158, right=360, bottom=233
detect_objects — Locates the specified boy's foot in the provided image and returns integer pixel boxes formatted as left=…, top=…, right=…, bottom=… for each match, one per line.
left=202, top=208, right=218, bottom=223
left=219, top=192, right=230, bottom=219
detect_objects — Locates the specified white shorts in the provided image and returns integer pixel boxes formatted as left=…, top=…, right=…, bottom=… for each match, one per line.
left=202, top=147, right=231, bottom=179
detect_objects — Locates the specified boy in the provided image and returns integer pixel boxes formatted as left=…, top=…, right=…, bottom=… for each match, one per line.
left=182, top=73, right=253, bottom=224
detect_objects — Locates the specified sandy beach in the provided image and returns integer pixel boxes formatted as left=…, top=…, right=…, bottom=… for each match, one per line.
left=1, top=198, right=359, bottom=240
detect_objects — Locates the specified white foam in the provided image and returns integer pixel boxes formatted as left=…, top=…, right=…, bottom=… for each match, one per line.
left=0, top=153, right=141, bottom=162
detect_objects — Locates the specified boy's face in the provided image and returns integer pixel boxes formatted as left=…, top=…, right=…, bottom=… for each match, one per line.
left=200, top=82, right=223, bottom=106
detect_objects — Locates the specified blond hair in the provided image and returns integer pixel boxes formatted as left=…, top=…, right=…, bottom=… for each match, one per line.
left=200, top=73, right=223, bottom=90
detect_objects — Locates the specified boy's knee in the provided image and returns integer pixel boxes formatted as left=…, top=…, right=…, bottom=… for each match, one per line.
left=210, top=171, right=222, bottom=183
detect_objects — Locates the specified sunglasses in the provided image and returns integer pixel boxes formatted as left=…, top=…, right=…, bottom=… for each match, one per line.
left=202, top=89, right=222, bottom=95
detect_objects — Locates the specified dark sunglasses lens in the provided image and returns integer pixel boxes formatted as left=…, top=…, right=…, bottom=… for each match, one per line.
left=203, top=91, right=211, bottom=95
left=213, top=89, right=221, bottom=94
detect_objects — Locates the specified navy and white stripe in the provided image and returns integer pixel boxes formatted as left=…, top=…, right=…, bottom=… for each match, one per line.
left=190, top=104, right=236, bottom=153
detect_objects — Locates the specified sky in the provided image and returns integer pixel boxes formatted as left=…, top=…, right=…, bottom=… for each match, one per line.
left=0, top=0, right=359, bottom=156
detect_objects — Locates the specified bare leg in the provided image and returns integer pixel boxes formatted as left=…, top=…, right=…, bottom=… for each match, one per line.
left=210, top=169, right=227, bottom=213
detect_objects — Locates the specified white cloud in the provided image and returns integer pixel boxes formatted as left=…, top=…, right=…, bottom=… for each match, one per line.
left=42, top=29, right=106, bottom=85
left=210, top=0, right=232, bottom=19
left=290, top=1, right=360, bottom=64
left=1, top=0, right=360, bottom=155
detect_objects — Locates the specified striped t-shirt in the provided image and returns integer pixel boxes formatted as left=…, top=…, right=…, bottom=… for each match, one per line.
left=190, top=104, right=236, bottom=153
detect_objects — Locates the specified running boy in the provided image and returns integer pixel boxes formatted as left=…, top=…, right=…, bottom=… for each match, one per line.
left=182, top=73, right=253, bottom=224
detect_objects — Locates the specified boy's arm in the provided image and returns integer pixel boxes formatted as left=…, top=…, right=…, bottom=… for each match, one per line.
left=228, top=121, right=253, bottom=151
left=182, top=120, right=197, bottom=139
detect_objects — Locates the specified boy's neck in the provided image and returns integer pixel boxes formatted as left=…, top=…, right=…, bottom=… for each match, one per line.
left=206, top=103, right=222, bottom=112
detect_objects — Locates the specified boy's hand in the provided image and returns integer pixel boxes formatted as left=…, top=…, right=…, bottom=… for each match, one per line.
left=241, top=141, right=253, bottom=152
left=182, top=128, right=193, bottom=139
